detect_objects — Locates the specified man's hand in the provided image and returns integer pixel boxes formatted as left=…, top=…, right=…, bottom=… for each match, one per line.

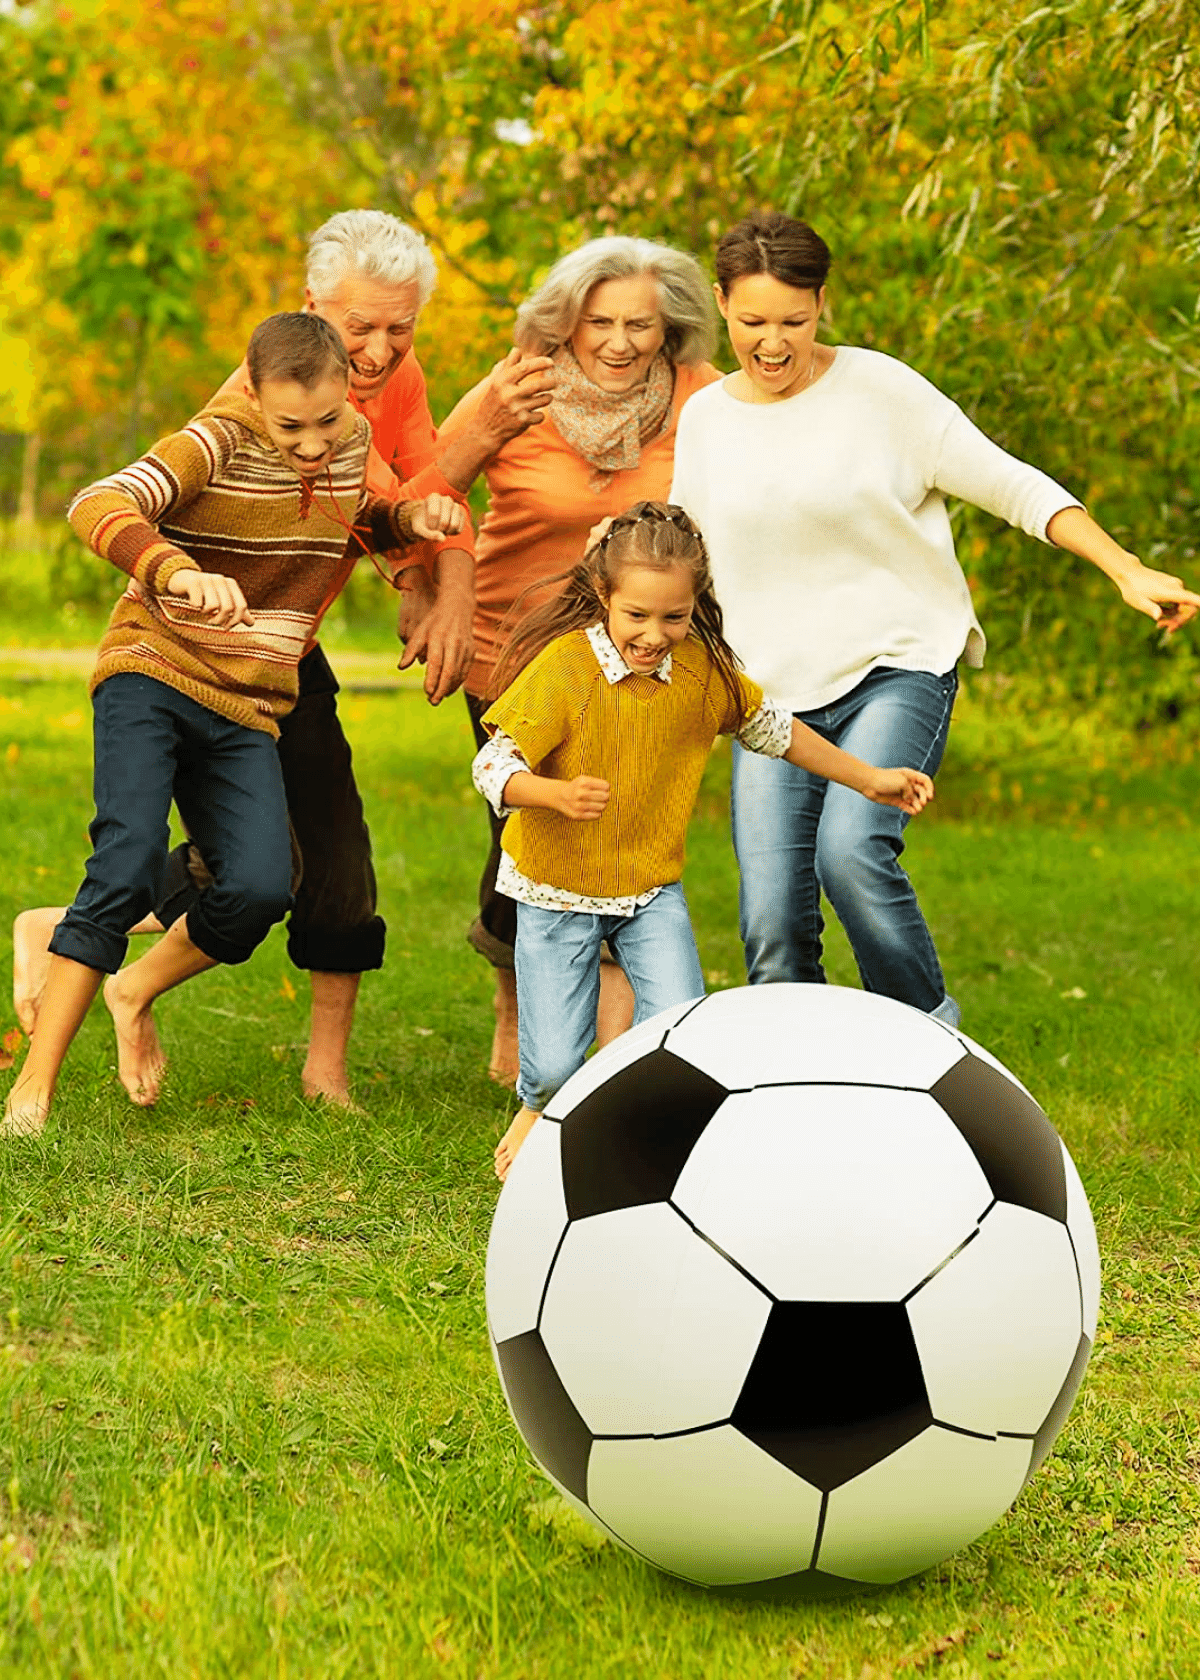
left=396, top=547, right=475, bottom=705
left=409, top=493, right=466, bottom=542
left=395, top=565, right=437, bottom=649
left=164, top=568, right=255, bottom=628
left=553, top=775, right=611, bottom=821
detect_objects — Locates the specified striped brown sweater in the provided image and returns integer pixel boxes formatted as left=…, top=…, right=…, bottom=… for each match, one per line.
left=483, top=629, right=764, bottom=897
left=67, top=393, right=420, bottom=736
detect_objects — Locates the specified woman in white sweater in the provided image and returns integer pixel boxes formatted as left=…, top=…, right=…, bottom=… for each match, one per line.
left=670, top=209, right=1199, bottom=1025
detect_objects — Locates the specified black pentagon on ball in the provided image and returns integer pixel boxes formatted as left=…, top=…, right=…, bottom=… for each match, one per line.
left=731, top=1301, right=932, bottom=1492
left=1023, top=1331, right=1093, bottom=1484
left=559, top=1047, right=730, bottom=1221
left=930, top=1053, right=1067, bottom=1223
left=493, top=1329, right=592, bottom=1502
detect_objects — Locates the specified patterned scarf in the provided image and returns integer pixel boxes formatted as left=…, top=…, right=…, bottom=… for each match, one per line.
left=549, top=345, right=675, bottom=491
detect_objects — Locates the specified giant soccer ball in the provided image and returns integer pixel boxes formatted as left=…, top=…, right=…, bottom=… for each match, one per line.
left=486, top=984, right=1100, bottom=1595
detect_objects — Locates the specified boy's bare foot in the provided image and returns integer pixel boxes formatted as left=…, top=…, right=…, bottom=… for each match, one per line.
left=490, top=968, right=520, bottom=1087
left=102, top=974, right=166, bottom=1106
left=495, top=1105, right=539, bottom=1182
left=2, top=1074, right=49, bottom=1139
left=12, top=907, right=66, bottom=1037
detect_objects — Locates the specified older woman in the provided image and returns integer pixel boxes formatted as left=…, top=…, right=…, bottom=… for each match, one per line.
left=439, top=236, right=720, bottom=1082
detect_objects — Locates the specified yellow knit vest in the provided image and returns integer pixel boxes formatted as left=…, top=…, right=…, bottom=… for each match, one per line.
left=483, top=629, right=762, bottom=898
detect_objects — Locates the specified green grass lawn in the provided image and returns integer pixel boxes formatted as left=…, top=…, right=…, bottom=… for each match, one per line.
left=1, top=669, right=1198, bottom=1679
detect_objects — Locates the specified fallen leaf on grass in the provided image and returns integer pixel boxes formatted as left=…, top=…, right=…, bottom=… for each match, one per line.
left=898, top=1626, right=976, bottom=1668
left=0, top=1533, right=36, bottom=1572
left=279, top=975, right=297, bottom=1002
left=1060, top=986, right=1087, bottom=1000
left=0, top=1027, right=24, bottom=1071
left=413, top=1026, right=434, bottom=1037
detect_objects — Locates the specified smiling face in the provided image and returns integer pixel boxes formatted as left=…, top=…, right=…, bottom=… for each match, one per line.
left=603, top=561, right=696, bottom=671
left=716, top=273, right=826, bottom=403
left=307, top=276, right=422, bottom=401
left=250, top=372, right=350, bottom=479
left=569, top=273, right=666, bottom=393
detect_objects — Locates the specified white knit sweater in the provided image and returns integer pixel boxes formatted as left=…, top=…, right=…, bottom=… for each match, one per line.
left=669, top=346, right=1082, bottom=712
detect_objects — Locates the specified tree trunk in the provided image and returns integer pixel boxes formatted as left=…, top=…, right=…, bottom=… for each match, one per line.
left=15, top=430, right=41, bottom=538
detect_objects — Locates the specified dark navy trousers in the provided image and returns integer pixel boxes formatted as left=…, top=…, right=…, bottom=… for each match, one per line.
left=51, top=674, right=292, bottom=974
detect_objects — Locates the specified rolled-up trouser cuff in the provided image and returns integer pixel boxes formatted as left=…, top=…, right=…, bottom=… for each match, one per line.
left=185, top=902, right=284, bottom=968
left=287, top=915, right=386, bottom=974
left=467, top=914, right=516, bottom=971
left=49, top=914, right=127, bottom=976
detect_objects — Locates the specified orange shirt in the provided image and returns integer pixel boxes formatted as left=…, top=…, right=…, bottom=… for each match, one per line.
left=439, top=361, right=721, bottom=696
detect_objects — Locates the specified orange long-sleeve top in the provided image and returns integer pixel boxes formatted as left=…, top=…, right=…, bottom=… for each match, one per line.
left=438, top=360, right=720, bottom=698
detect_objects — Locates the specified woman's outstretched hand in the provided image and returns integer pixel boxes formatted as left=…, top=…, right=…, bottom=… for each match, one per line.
left=1044, top=507, right=1200, bottom=633
left=1115, top=564, right=1200, bottom=633
left=862, top=768, right=935, bottom=815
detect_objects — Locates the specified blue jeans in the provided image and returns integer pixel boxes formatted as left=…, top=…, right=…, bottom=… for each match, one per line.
left=515, top=883, right=706, bottom=1112
left=51, top=674, right=293, bottom=973
left=731, top=665, right=958, bottom=1021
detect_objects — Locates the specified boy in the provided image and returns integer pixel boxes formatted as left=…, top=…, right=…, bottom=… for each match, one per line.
left=3, top=312, right=462, bottom=1136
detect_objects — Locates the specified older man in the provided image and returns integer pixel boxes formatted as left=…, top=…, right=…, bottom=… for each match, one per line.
left=13, top=209, right=554, bottom=1107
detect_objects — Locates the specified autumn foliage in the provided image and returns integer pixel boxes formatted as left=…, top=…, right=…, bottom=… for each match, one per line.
left=4, top=0, right=1200, bottom=700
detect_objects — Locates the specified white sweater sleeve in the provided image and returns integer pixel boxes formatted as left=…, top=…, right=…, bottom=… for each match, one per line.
left=931, top=407, right=1083, bottom=543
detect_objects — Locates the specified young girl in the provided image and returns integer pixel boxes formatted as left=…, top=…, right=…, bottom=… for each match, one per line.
left=472, top=501, right=935, bottom=1181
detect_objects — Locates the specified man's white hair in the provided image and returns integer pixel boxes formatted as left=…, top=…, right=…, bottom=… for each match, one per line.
left=306, top=210, right=438, bottom=308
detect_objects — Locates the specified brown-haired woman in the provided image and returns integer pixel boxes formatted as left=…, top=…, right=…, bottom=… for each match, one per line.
left=670, top=209, right=1199, bottom=1025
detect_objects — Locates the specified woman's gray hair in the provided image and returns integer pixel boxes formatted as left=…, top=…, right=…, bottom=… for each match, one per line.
left=514, top=236, right=716, bottom=365
left=306, top=210, right=438, bottom=308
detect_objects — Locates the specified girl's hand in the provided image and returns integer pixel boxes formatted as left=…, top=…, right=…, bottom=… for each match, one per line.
left=863, top=767, right=934, bottom=815
left=164, top=568, right=255, bottom=627
left=555, top=775, right=611, bottom=820
left=410, top=494, right=466, bottom=542
left=1116, top=564, right=1200, bottom=633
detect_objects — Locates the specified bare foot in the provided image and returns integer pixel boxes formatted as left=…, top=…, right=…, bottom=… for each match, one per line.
left=489, top=969, right=520, bottom=1087
left=12, top=907, right=66, bottom=1037
left=301, top=1064, right=365, bottom=1114
left=495, top=1106, right=539, bottom=1182
left=2, top=1074, right=49, bottom=1139
left=102, top=974, right=166, bottom=1106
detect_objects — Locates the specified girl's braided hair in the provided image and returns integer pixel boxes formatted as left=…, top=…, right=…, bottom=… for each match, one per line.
left=489, top=500, right=745, bottom=713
